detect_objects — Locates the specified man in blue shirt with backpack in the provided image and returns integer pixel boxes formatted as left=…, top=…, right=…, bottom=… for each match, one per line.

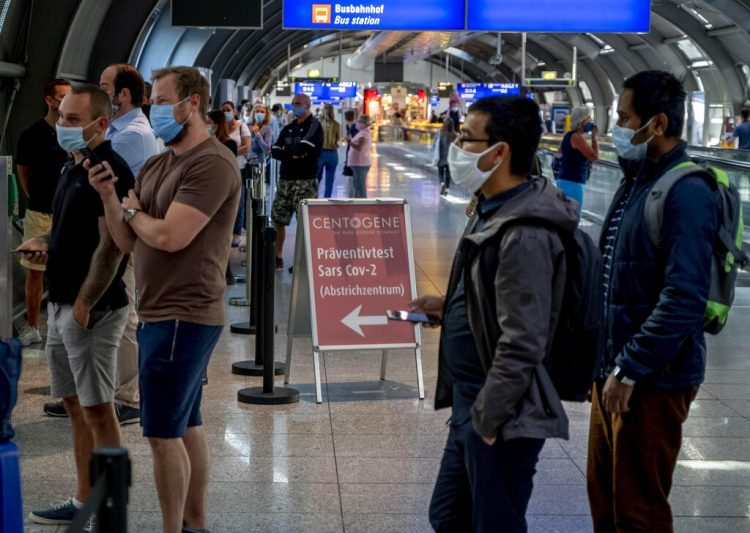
left=588, top=70, right=722, bottom=532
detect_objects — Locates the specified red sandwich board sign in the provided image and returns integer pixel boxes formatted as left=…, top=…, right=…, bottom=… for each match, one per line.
left=284, top=199, right=424, bottom=403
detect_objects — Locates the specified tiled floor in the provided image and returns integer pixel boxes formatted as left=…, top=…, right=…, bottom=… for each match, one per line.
left=14, top=143, right=750, bottom=532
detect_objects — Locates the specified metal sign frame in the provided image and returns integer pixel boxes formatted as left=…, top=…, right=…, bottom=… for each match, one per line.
left=284, top=198, right=425, bottom=403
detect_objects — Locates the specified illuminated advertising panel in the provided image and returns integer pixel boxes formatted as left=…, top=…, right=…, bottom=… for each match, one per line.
left=283, top=0, right=465, bottom=30
left=467, top=0, right=651, bottom=32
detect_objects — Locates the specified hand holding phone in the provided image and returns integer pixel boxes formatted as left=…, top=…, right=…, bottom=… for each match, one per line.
left=81, top=148, right=112, bottom=181
left=387, top=310, right=442, bottom=325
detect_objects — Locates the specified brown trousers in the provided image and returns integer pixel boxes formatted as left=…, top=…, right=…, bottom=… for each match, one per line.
left=587, top=381, right=697, bottom=533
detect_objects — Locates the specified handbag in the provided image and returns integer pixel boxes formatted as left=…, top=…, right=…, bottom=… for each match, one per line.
left=342, top=165, right=353, bottom=177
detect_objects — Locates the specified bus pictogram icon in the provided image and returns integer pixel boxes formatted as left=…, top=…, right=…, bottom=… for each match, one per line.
left=312, top=5, right=331, bottom=24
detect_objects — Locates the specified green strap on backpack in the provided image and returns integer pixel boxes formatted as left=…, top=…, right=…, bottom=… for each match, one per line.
left=644, top=160, right=748, bottom=334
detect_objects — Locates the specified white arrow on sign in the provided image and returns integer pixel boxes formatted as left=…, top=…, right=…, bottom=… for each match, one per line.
left=341, top=305, right=388, bottom=337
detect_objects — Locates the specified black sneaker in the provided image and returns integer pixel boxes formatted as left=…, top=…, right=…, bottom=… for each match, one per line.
left=115, top=404, right=140, bottom=426
left=43, top=399, right=68, bottom=418
left=29, top=498, right=77, bottom=525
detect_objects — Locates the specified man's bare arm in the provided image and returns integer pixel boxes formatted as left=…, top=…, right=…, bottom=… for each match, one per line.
left=16, top=164, right=31, bottom=198
left=75, top=217, right=124, bottom=313
left=124, top=191, right=211, bottom=253
left=87, top=160, right=137, bottom=253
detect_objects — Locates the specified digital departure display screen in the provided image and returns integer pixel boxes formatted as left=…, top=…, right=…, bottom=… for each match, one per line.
left=294, top=82, right=358, bottom=101
left=467, top=0, right=651, bottom=32
left=172, top=0, right=262, bottom=28
left=457, top=83, right=521, bottom=101
left=282, top=0, right=465, bottom=30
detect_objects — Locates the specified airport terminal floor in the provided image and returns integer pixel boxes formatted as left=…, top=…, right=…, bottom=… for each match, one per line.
left=13, top=142, right=750, bottom=532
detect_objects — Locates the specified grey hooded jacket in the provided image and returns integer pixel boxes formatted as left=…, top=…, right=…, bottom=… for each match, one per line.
left=435, top=177, right=578, bottom=442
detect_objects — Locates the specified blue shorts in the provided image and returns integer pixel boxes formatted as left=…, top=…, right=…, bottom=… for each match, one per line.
left=137, top=320, right=223, bottom=439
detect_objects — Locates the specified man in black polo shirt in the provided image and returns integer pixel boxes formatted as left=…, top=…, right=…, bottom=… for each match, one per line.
left=14, top=78, right=71, bottom=347
left=20, top=84, right=135, bottom=530
left=270, top=92, right=323, bottom=270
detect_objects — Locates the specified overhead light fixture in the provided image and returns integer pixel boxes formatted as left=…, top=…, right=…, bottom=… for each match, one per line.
left=599, top=45, right=615, bottom=55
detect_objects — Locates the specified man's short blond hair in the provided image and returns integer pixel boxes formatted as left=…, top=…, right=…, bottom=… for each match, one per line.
left=152, top=66, right=209, bottom=117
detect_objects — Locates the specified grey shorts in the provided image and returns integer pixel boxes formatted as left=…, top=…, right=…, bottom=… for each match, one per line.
left=46, top=303, right=128, bottom=407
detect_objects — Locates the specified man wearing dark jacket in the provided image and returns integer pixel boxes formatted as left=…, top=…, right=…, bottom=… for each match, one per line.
left=587, top=70, right=719, bottom=532
left=270, top=93, right=323, bottom=270
left=411, top=96, right=577, bottom=532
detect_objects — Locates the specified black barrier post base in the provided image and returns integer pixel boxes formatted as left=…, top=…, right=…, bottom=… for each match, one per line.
left=231, top=360, right=285, bottom=376
left=237, top=386, right=300, bottom=405
left=229, top=321, right=257, bottom=335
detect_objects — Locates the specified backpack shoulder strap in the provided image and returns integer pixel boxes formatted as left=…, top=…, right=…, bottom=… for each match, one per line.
left=644, top=162, right=713, bottom=248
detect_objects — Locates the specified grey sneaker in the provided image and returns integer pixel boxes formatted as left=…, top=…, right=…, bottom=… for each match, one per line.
left=29, top=498, right=77, bottom=525
left=43, top=399, right=69, bottom=418
left=18, top=324, right=42, bottom=346
left=84, top=514, right=96, bottom=532
left=115, top=404, right=140, bottom=426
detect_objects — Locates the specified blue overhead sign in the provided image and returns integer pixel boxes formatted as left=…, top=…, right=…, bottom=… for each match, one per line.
left=467, top=0, right=651, bottom=32
left=294, top=82, right=358, bottom=101
left=457, top=83, right=521, bottom=101
left=282, top=1, right=465, bottom=30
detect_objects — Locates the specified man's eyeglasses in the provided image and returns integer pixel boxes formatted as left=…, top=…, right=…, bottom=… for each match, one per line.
left=455, top=134, right=491, bottom=148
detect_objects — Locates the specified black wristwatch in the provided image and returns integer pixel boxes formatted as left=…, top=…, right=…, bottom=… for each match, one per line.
left=612, top=365, right=636, bottom=386
left=123, top=207, right=141, bottom=223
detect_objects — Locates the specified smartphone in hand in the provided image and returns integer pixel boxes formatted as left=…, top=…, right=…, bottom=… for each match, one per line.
left=80, top=148, right=112, bottom=180
left=386, top=310, right=441, bottom=325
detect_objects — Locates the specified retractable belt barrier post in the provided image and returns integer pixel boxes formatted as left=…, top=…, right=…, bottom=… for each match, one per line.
left=66, top=448, right=131, bottom=533
left=232, top=163, right=286, bottom=376
left=229, top=166, right=257, bottom=331
left=238, top=223, right=299, bottom=405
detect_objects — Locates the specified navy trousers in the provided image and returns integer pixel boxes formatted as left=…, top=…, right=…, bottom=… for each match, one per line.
left=429, top=419, right=544, bottom=533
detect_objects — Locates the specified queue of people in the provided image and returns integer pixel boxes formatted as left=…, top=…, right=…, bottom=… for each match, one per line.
left=11, top=67, right=720, bottom=533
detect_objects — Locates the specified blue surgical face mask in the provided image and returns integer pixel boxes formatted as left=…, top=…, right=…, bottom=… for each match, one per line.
left=611, top=117, right=654, bottom=161
left=292, top=105, right=306, bottom=118
left=224, top=111, right=234, bottom=122
left=55, top=118, right=100, bottom=153
left=150, top=97, right=191, bottom=144
left=583, top=122, right=595, bottom=134
left=255, top=113, right=265, bottom=123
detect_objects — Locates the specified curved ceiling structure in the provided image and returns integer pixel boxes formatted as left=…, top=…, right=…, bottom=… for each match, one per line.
left=2, top=0, right=750, bottom=152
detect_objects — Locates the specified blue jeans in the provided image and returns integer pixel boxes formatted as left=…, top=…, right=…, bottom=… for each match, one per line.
left=429, top=419, right=544, bottom=533
left=317, top=149, right=339, bottom=198
left=137, top=320, right=223, bottom=438
left=556, top=178, right=584, bottom=220
left=351, top=166, right=370, bottom=198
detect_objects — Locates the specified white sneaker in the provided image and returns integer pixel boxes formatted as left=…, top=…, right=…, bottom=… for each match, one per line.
left=18, top=324, right=42, bottom=346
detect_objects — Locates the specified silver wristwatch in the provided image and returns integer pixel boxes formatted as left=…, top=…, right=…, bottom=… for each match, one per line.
left=123, top=208, right=141, bottom=223
left=612, top=365, right=636, bottom=386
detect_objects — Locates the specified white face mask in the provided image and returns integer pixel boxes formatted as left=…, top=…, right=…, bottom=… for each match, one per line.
left=611, top=117, right=654, bottom=161
left=447, top=141, right=503, bottom=193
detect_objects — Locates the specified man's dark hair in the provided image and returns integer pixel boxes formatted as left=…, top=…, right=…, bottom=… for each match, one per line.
left=71, top=84, right=112, bottom=120
left=43, top=78, right=71, bottom=99
left=741, top=109, right=750, bottom=121
left=222, top=100, right=235, bottom=110
left=622, top=70, right=686, bottom=138
left=344, top=109, right=355, bottom=121
left=110, top=64, right=145, bottom=108
left=468, top=96, right=542, bottom=176
left=144, top=81, right=153, bottom=99
left=272, top=103, right=282, bottom=113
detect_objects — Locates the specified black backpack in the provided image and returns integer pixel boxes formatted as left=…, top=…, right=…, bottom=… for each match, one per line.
left=483, top=219, right=604, bottom=402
